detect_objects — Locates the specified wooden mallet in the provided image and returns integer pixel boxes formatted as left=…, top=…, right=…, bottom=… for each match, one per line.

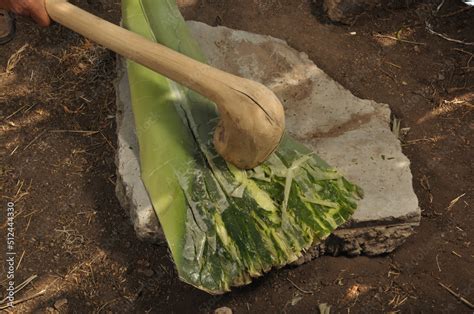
left=45, top=0, right=285, bottom=169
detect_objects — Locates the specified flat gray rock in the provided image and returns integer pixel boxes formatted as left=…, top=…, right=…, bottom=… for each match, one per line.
left=115, top=21, right=420, bottom=257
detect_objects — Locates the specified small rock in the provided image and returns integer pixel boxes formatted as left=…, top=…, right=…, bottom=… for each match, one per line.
left=137, top=268, right=154, bottom=277
left=291, top=295, right=303, bottom=306
left=437, top=73, right=445, bottom=81
left=414, top=45, right=420, bottom=52
left=214, top=307, right=233, bottom=314
left=45, top=307, right=59, bottom=314
left=143, top=269, right=154, bottom=277
left=54, top=298, right=68, bottom=310
left=319, top=303, right=332, bottom=314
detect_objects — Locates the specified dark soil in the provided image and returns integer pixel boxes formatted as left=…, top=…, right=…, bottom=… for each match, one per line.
left=1, top=0, right=473, bottom=313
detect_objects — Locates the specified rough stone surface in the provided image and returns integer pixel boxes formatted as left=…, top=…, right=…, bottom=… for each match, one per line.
left=115, top=64, right=163, bottom=242
left=293, top=224, right=416, bottom=265
left=115, top=21, right=420, bottom=257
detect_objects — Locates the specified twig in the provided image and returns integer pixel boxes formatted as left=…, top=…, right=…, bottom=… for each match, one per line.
left=50, top=129, right=99, bottom=135
left=379, top=68, right=397, bottom=83
left=14, top=179, right=31, bottom=203
left=0, top=289, right=46, bottom=310
left=96, top=298, right=119, bottom=313
left=420, top=175, right=434, bottom=203
left=438, top=6, right=472, bottom=18
left=397, top=296, right=408, bottom=308
left=4, top=44, right=30, bottom=75
left=60, top=250, right=106, bottom=279
left=14, top=276, right=36, bottom=294
left=447, top=193, right=466, bottom=211
left=100, top=132, right=115, bottom=150
left=403, top=136, right=443, bottom=145
left=5, top=104, right=28, bottom=120
left=448, top=85, right=474, bottom=93
left=435, top=0, right=446, bottom=13
left=23, top=209, right=39, bottom=219
left=15, top=180, right=25, bottom=198
left=374, top=34, right=426, bottom=45
left=451, top=250, right=462, bottom=258
left=23, top=130, right=47, bottom=151
left=108, top=176, right=116, bottom=186
left=439, top=282, right=474, bottom=309
left=0, top=275, right=38, bottom=304
left=453, top=48, right=474, bottom=68
left=426, top=21, right=474, bottom=46
left=10, top=145, right=19, bottom=156
left=435, top=254, right=441, bottom=272
left=453, top=48, right=474, bottom=57
left=385, top=61, right=402, bottom=69
left=287, top=278, right=313, bottom=294
left=25, top=215, right=33, bottom=232
left=16, top=250, right=26, bottom=271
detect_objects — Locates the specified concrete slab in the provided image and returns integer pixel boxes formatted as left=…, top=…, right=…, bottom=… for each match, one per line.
left=115, top=21, right=420, bottom=256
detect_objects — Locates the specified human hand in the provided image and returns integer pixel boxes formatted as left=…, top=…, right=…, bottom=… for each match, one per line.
left=0, top=0, right=51, bottom=27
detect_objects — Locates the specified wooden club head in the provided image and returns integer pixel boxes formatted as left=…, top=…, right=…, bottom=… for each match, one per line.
left=212, top=79, right=285, bottom=169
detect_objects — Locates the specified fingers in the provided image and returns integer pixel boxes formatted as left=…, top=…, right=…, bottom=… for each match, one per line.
left=8, top=0, right=51, bottom=27
left=29, top=0, right=52, bottom=27
left=30, top=4, right=51, bottom=27
left=30, top=12, right=51, bottom=27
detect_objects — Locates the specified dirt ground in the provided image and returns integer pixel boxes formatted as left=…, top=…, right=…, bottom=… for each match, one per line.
left=1, top=0, right=473, bottom=313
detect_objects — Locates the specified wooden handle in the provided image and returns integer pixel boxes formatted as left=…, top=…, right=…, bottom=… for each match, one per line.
left=45, top=0, right=285, bottom=169
left=45, top=0, right=231, bottom=103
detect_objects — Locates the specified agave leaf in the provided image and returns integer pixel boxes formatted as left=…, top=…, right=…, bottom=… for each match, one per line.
left=122, top=0, right=362, bottom=294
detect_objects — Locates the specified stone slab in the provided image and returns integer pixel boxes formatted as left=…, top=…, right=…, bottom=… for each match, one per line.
left=115, top=21, right=420, bottom=256
left=115, top=64, right=162, bottom=242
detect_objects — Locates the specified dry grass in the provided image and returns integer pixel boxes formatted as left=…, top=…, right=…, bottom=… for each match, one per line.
left=3, top=44, right=30, bottom=75
left=0, top=275, right=42, bottom=310
left=373, top=33, right=426, bottom=46
left=417, top=98, right=473, bottom=124
left=446, top=193, right=467, bottom=211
